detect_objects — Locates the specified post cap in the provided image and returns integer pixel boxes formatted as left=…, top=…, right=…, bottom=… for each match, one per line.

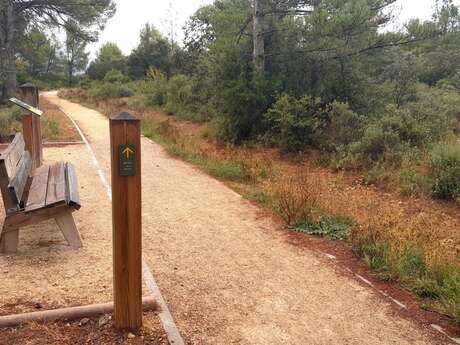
left=110, top=112, right=140, bottom=121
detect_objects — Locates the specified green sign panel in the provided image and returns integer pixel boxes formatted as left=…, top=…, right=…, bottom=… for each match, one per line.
left=119, top=144, right=136, bottom=176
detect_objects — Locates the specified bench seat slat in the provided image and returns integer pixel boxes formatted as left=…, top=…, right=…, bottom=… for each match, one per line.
left=65, top=163, right=81, bottom=210
left=45, top=162, right=66, bottom=207
left=25, top=165, right=50, bottom=213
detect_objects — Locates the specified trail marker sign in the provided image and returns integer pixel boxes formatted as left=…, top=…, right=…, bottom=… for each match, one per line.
left=8, top=97, right=43, bottom=116
left=119, top=144, right=136, bottom=176
left=110, top=112, right=142, bottom=331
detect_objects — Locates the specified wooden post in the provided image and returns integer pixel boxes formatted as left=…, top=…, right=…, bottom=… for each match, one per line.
left=109, top=112, right=142, bottom=330
left=17, top=84, right=42, bottom=171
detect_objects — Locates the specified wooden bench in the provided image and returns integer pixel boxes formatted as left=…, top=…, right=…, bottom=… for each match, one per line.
left=0, top=133, right=82, bottom=253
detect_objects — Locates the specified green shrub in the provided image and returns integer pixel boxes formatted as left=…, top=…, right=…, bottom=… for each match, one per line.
left=143, top=68, right=168, bottom=106
left=430, top=144, right=460, bottom=201
left=219, top=76, right=274, bottom=143
left=103, top=69, right=130, bottom=83
left=399, top=170, right=427, bottom=196
left=264, top=94, right=325, bottom=152
left=89, top=82, right=134, bottom=99
left=320, top=101, right=364, bottom=151
left=348, top=122, right=402, bottom=166
left=364, top=164, right=391, bottom=186
left=164, top=74, right=194, bottom=115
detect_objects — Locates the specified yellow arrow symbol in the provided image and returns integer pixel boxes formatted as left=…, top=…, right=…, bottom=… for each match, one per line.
left=122, top=147, right=134, bottom=159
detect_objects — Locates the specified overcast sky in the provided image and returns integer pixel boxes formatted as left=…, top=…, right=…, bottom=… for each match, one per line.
left=88, top=0, right=460, bottom=58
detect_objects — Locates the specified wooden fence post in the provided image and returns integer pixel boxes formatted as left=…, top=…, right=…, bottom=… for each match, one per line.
left=109, top=112, right=142, bottom=330
left=17, top=83, right=42, bottom=171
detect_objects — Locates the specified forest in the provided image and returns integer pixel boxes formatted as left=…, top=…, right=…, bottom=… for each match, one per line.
left=1, top=0, right=460, bottom=324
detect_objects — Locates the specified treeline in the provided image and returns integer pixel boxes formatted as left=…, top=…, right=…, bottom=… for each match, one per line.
left=3, top=0, right=460, bottom=201
left=0, top=1, right=116, bottom=97
left=14, top=28, right=90, bottom=89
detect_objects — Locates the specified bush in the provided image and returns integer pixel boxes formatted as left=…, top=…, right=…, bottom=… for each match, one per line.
left=89, top=82, right=134, bottom=100
left=399, top=170, right=427, bottom=196
left=143, top=68, right=168, bottom=106
left=103, top=69, right=130, bottom=84
left=265, top=94, right=325, bottom=152
left=164, top=74, right=194, bottom=115
left=219, top=76, right=274, bottom=143
left=348, top=121, right=402, bottom=166
left=430, top=144, right=460, bottom=201
left=320, top=101, right=364, bottom=151
left=345, top=99, right=453, bottom=168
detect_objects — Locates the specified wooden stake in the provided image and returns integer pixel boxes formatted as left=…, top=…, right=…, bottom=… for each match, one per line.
left=109, top=112, right=142, bottom=330
left=17, top=84, right=42, bottom=171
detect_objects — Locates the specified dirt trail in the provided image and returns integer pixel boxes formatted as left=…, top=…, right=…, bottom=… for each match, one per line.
left=44, top=92, right=445, bottom=345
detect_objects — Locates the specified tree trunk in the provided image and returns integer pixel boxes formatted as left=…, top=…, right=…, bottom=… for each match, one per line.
left=0, top=0, right=17, bottom=101
left=253, top=0, right=265, bottom=74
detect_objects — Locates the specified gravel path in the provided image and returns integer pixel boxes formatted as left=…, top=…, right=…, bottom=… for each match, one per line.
left=43, top=92, right=445, bottom=345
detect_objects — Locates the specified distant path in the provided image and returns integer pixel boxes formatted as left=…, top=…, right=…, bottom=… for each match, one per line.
left=44, top=91, right=444, bottom=345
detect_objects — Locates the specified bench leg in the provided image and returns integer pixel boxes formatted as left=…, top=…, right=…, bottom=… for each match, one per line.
left=55, top=212, right=83, bottom=249
left=0, top=228, right=19, bottom=254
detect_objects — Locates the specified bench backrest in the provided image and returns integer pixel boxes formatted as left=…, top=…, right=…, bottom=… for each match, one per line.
left=0, top=133, right=32, bottom=212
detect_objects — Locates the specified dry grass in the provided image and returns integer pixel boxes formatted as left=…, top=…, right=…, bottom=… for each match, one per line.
left=39, top=97, right=81, bottom=142
left=266, top=171, right=324, bottom=225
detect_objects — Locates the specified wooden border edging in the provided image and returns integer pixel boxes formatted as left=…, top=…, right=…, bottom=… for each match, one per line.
left=0, top=297, right=157, bottom=329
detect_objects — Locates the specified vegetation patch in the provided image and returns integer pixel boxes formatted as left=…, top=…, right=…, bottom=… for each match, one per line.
left=430, top=144, right=460, bottom=201
left=294, top=215, right=353, bottom=241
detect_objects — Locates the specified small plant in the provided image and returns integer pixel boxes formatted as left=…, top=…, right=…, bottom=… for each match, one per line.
left=364, top=164, right=390, bottom=186
left=41, top=116, right=60, bottom=140
left=399, top=170, right=427, bottom=196
left=269, top=172, right=323, bottom=225
left=295, top=215, right=353, bottom=241
left=430, top=143, right=460, bottom=201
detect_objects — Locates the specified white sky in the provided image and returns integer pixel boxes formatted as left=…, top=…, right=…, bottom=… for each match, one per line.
left=88, top=0, right=460, bottom=59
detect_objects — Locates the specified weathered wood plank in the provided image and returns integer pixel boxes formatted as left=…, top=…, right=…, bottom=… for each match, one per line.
left=8, top=150, right=32, bottom=206
left=25, top=165, right=49, bottom=212
left=0, top=159, right=16, bottom=212
left=65, top=163, right=81, bottom=210
left=1, top=133, right=25, bottom=179
left=55, top=211, right=82, bottom=249
left=0, top=227, right=19, bottom=254
left=3, top=204, right=71, bottom=232
left=17, top=84, right=42, bottom=171
left=45, top=162, right=66, bottom=207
